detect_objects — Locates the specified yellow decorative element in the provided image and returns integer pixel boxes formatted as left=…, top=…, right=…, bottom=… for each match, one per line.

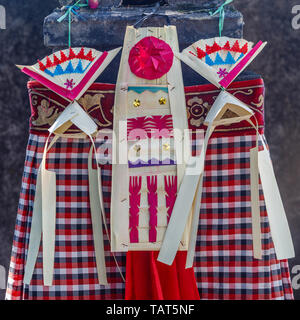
left=78, top=93, right=112, bottom=127
left=79, top=93, right=104, bottom=113
left=163, top=143, right=170, bottom=151
left=133, top=99, right=141, bottom=108
left=190, top=117, right=205, bottom=128
left=134, top=145, right=141, bottom=153
left=159, top=97, right=167, bottom=105
left=187, top=96, right=212, bottom=128
left=251, top=94, right=264, bottom=108
left=31, top=98, right=59, bottom=126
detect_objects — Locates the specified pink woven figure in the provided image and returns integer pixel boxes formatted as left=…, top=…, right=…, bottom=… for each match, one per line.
left=127, top=115, right=173, bottom=140
left=129, top=176, right=142, bottom=243
left=164, top=176, right=177, bottom=223
left=147, top=176, right=158, bottom=243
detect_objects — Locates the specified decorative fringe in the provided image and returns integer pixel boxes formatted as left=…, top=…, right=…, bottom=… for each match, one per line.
left=129, top=176, right=142, bottom=243
left=164, top=175, right=177, bottom=223
left=147, top=176, right=158, bottom=243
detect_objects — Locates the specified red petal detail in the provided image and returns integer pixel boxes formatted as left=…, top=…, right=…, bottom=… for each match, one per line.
left=85, top=49, right=95, bottom=61
left=52, top=54, right=60, bottom=66
left=38, top=60, right=46, bottom=71
left=196, top=47, right=206, bottom=59
left=231, top=40, right=242, bottom=53
left=68, top=48, right=76, bottom=59
left=60, top=50, right=68, bottom=63
left=45, top=56, right=53, bottom=68
left=241, top=43, right=248, bottom=54
left=76, top=47, right=85, bottom=59
left=222, top=41, right=231, bottom=51
left=206, top=42, right=221, bottom=54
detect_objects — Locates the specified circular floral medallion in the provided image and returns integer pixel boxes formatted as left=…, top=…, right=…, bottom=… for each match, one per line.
left=128, top=36, right=174, bottom=80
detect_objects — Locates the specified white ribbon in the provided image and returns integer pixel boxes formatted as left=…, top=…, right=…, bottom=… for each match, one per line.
left=23, top=136, right=58, bottom=285
left=24, top=101, right=111, bottom=286
left=157, top=126, right=213, bottom=266
left=256, top=136, right=295, bottom=260
left=158, top=90, right=281, bottom=268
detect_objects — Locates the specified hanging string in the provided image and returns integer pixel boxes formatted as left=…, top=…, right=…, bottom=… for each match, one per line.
left=210, top=0, right=233, bottom=37
left=133, top=1, right=170, bottom=29
left=57, top=0, right=89, bottom=47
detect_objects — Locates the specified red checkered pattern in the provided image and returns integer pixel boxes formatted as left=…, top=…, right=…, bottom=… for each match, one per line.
left=194, top=134, right=293, bottom=300
left=6, top=79, right=293, bottom=300
left=6, top=134, right=126, bottom=300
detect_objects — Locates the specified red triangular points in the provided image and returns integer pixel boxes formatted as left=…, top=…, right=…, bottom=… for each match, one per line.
left=76, top=47, right=86, bottom=59
left=85, top=49, right=94, bottom=61
left=68, top=48, right=76, bottom=59
left=196, top=47, right=206, bottom=59
left=38, top=60, right=46, bottom=71
left=240, top=43, right=248, bottom=54
left=45, top=56, right=53, bottom=68
left=52, top=54, right=60, bottom=66
left=222, top=41, right=231, bottom=51
left=231, top=40, right=245, bottom=53
left=206, top=42, right=222, bottom=55
left=44, top=48, right=96, bottom=68
left=192, top=40, right=250, bottom=61
left=24, top=50, right=109, bottom=102
left=60, top=50, right=68, bottom=63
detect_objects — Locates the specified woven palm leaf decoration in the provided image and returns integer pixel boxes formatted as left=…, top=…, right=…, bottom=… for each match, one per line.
left=176, top=37, right=267, bottom=88
left=17, top=47, right=121, bottom=101
left=16, top=46, right=122, bottom=287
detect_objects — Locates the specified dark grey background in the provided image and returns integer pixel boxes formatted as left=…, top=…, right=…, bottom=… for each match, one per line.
left=0, top=0, right=299, bottom=300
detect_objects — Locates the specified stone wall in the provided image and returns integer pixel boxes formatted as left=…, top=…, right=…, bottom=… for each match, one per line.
left=0, top=0, right=299, bottom=300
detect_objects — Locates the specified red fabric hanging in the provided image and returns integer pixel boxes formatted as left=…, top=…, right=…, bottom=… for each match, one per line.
left=125, top=251, right=200, bottom=300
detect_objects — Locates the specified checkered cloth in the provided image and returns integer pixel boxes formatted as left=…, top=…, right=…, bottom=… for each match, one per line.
left=6, top=135, right=126, bottom=300
left=195, top=134, right=293, bottom=300
left=6, top=79, right=294, bottom=300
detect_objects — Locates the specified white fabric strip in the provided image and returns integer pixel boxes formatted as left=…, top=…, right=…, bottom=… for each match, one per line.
left=165, top=25, right=191, bottom=187
left=23, top=166, right=42, bottom=285
left=250, top=146, right=262, bottom=259
left=41, top=135, right=59, bottom=286
left=110, top=26, right=133, bottom=252
left=24, top=102, right=116, bottom=286
left=246, top=119, right=262, bottom=260
left=88, top=146, right=108, bottom=285
left=184, top=125, right=214, bottom=268
left=185, top=173, right=204, bottom=268
left=157, top=157, right=205, bottom=265
left=24, top=136, right=59, bottom=285
left=158, top=90, right=265, bottom=267
left=257, top=137, right=295, bottom=260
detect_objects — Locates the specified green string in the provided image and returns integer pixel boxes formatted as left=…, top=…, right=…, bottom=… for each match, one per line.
left=57, top=0, right=89, bottom=48
left=210, top=0, right=233, bottom=37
